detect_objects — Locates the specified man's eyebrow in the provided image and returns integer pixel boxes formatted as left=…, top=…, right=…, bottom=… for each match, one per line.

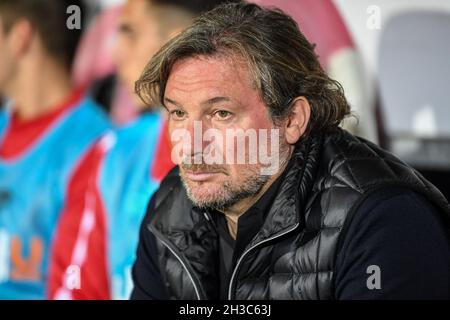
left=164, top=97, right=182, bottom=108
left=164, top=96, right=231, bottom=108
left=202, top=97, right=231, bottom=105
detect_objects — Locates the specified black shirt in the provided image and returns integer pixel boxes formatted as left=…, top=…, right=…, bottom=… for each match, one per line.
left=131, top=186, right=450, bottom=300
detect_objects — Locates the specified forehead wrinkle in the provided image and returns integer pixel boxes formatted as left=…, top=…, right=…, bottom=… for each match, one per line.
left=166, top=56, right=255, bottom=105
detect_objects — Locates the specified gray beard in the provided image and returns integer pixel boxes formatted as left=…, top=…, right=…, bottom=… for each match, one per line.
left=181, top=172, right=270, bottom=212
left=181, top=141, right=292, bottom=211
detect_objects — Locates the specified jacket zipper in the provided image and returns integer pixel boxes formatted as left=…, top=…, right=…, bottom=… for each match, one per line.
left=148, top=224, right=203, bottom=300
left=227, top=222, right=300, bottom=300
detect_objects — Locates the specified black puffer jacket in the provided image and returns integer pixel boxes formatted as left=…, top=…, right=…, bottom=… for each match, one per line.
left=148, top=128, right=450, bottom=300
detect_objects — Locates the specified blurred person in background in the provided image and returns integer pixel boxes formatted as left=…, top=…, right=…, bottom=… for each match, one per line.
left=49, top=0, right=238, bottom=300
left=0, top=0, right=110, bottom=299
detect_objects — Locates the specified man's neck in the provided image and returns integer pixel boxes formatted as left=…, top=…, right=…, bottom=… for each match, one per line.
left=8, top=57, right=73, bottom=121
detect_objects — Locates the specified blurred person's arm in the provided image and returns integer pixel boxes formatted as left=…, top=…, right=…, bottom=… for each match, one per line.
left=48, top=138, right=111, bottom=300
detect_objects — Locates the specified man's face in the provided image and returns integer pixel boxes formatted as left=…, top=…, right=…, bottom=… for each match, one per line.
left=0, top=17, right=16, bottom=95
left=113, top=0, right=164, bottom=105
left=165, top=55, right=290, bottom=210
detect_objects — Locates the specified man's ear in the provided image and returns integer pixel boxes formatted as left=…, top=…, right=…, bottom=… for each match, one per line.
left=284, top=97, right=311, bottom=145
left=8, top=19, right=34, bottom=58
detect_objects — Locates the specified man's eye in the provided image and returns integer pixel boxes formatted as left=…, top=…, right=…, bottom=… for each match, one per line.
left=213, top=110, right=233, bottom=120
left=170, top=110, right=186, bottom=120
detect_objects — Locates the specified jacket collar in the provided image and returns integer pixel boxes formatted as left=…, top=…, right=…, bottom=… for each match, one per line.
left=245, top=133, right=323, bottom=247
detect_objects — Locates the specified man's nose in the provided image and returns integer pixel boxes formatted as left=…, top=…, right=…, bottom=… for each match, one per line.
left=182, top=119, right=206, bottom=157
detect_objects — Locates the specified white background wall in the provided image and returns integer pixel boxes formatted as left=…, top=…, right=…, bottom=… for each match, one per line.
left=333, top=0, right=450, bottom=76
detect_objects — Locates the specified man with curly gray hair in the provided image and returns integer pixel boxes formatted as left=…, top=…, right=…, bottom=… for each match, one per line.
left=132, top=2, right=450, bottom=300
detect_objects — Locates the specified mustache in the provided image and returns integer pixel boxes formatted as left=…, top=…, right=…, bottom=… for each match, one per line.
left=180, top=163, right=228, bottom=174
